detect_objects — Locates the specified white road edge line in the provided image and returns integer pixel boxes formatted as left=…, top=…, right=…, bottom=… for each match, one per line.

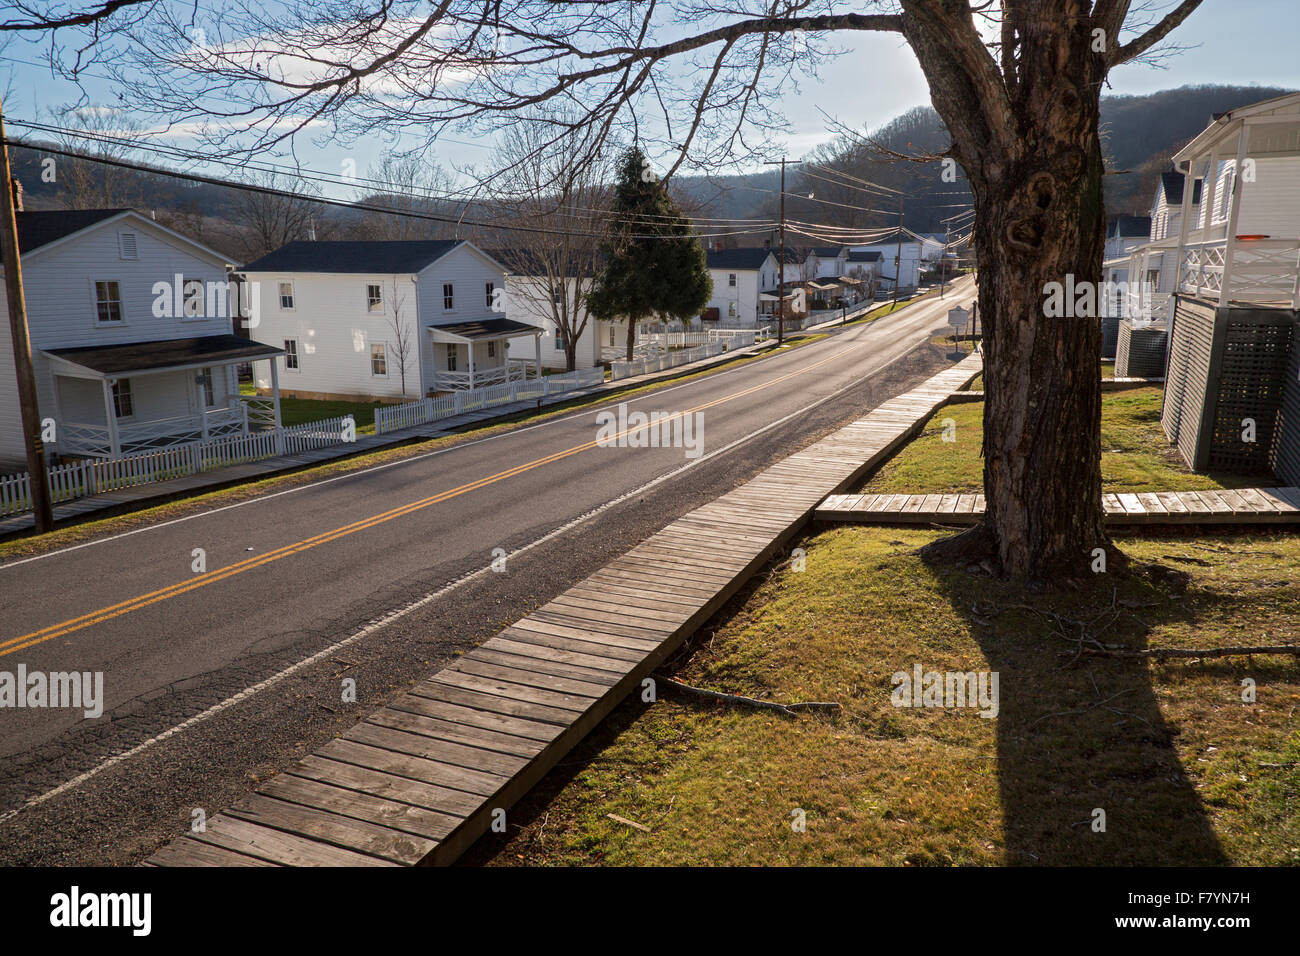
left=0, top=339, right=932, bottom=826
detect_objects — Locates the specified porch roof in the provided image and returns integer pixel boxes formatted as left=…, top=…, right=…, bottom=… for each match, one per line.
left=45, top=334, right=283, bottom=378
left=428, top=318, right=543, bottom=342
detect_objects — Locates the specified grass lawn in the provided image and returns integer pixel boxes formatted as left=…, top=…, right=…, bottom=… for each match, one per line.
left=862, top=386, right=1269, bottom=495
left=239, top=384, right=391, bottom=433
left=473, top=382, right=1298, bottom=867
left=477, top=526, right=1299, bottom=866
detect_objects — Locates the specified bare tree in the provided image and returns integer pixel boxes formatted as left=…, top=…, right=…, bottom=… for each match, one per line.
left=44, top=101, right=145, bottom=208
left=487, top=121, right=610, bottom=372
left=226, top=169, right=324, bottom=262
left=16, top=0, right=1206, bottom=579
left=385, top=277, right=415, bottom=398
left=354, top=154, right=462, bottom=241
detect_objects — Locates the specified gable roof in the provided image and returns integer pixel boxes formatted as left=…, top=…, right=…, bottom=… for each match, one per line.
left=486, top=247, right=605, bottom=278
left=1159, top=172, right=1203, bottom=207
left=16, top=209, right=129, bottom=253
left=706, top=247, right=774, bottom=270
left=808, top=246, right=847, bottom=258
left=1110, top=214, right=1152, bottom=238
left=847, top=250, right=883, bottom=262
left=241, top=239, right=464, bottom=274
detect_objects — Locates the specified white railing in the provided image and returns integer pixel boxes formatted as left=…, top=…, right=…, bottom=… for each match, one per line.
left=239, top=395, right=279, bottom=429
left=59, top=405, right=249, bottom=458
left=374, top=367, right=604, bottom=435
left=610, top=340, right=728, bottom=381
left=1, top=413, right=358, bottom=519
left=641, top=331, right=713, bottom=349
left=1179, top=238, right=1300, bottom=307
left=707, top=327, right=771, bottom=347
left=432, top=364, right=529, bottom=390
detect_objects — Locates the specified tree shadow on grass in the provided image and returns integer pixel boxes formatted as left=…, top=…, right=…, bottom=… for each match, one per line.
left=919, top=548, right=1227, bottom=866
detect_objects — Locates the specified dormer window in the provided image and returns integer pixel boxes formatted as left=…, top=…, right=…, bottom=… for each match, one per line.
left=117, top=232, right=138, bottom=260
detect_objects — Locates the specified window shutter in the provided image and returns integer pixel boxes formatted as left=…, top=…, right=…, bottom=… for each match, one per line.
left=118, top=232, right=138, bottom=260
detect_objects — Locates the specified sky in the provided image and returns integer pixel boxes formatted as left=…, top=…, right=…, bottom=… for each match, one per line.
left=0, top=0, right=1296, bottom=191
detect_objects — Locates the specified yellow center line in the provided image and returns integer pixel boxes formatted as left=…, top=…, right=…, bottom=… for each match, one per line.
left=2, top=343, right=861, bottom=656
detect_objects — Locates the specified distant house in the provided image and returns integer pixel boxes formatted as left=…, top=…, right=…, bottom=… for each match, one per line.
left=704, top=247, right=780, bottom=327
left=489, top=248, right=627, bottom=369
left=0, top=208, right=283, bottom=468
left=239, top=240, right=540, bottom=399
left=805, top=246, right=848, bottom=280
left=848, top=231, right=927, bottom=290
left=1104, top=214, right=1153, bottom=262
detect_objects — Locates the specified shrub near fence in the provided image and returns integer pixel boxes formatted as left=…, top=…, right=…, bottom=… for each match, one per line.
left=0, top=414, right=357, bottom=519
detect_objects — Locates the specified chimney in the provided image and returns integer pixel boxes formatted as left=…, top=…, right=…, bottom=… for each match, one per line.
left=306, top=217, right=317, bottom=241
left=10, top=177, right=22, bottom=212
left=763, top=237, right=771, bottom=250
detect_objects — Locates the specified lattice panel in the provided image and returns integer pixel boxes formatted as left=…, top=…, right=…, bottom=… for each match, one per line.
left=1209, top=319, right=1294, bottom=472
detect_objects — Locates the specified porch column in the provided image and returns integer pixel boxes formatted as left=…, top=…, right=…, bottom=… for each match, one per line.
left=102, top=378, right=121, bottom=458
left=467, top=340, right=476, bottom=389
left=48, top=370, right=63, bottom=462
left=197, top=374, right=210, bottom=442
left=1172, top=157, right=1196, bottom=298
left=268, top=358, right=283, bottom=427
left=534, top=333, right=542, bottom=379
left=1219, top=125, right=1249, bottom=307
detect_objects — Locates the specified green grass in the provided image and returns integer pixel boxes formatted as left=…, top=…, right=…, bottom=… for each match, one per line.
left=861, top=386, right=1267, bottom=495
left=475, top=526, right=1300, bottom=866
left=239, top=384, right=390, bottom=433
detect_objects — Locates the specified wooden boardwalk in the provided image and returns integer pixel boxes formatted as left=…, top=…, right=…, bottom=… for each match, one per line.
left=145, top=354, right=982, bottom=867
left=815, top=487, right=1300, bottom=526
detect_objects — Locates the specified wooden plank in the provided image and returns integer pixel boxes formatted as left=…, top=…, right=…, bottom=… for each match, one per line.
left=1233, top=487, right=1277, bottom=514
left=189, top=816, right=398, bottom=867
left=1214, top=488, right=1251, bottom=514
left=261, top=773, right=462, bottom=842
left=1178, top=490, right=1211, bottom=515
left=1136, top=492, right=1167, bottom=515
left=1155, top=492, right=1189, bottom=516
left=494, top=625, right=647, bottom=665
left=407, top=679, right=579, bottom=727
left=225, top=793, right=437, bottom=865
left=346, top=721, right=531, bottom=778
left=367, top=706, right=548, bottom=761
left=290, top=755, right=481, bottom=817
left=149, top=836, right=278, bottom=867
left=1256, top=487, right=1300, bottom=512
left=451, top=656, right=613, bottom=699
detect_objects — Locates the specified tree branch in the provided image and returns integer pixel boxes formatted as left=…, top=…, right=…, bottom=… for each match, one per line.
left=1110, top=0, right=1202, bottom=66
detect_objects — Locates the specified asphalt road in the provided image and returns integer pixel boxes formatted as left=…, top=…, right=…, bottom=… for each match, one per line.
left=0, top=277, right=977, bottom=864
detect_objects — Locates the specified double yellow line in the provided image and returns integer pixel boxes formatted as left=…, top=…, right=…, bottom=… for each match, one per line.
left=2, top=345, right=856, bottom=657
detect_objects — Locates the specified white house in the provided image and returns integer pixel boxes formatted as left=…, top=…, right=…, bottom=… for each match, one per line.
left=849, top=231, right=924, bottom=290
left=806, top=247, right=848, bottom=279
left=0, top=208, right=284, bottom=468
left=489, top=249, right=627, bottom=369
left=1119, top=91, right=1300, bottom=321
left=704, top=248, right=780, bottom=327
left=240, top=240, right=542, bottom=400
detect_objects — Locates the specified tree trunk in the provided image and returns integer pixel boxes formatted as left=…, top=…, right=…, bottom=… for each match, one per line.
left=903, top=6, right=1111, bottom=579
left=624, top=319, right=636, bottom=362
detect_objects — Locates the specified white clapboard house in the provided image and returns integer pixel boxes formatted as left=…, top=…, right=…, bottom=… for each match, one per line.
left=0, top=208, right=284, bottom=469
left=240, top=240, right=542, bottom=400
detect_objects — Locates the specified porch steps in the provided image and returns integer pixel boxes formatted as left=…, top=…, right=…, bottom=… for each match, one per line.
left=815, top=487, right=1300, bottom=526
left=144, top=354, right=983, bottom=867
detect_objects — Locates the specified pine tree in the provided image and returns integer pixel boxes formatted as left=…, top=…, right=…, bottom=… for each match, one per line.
left=588, top=147, right=712, bottom=360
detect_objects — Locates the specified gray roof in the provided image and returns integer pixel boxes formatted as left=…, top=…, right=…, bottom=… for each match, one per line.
left=847, top=250, right=883, bottom=262
left=16, top=208, right=128, bottom=253
left=430, top=318, right=541, bottom=339
left=1111, top=214, right=1152, bottom=237
left=46, top=334, right=282, bottom=375
left=706, top=247, right=774, bottom=270
left=242, top=239, right=464, bottom=274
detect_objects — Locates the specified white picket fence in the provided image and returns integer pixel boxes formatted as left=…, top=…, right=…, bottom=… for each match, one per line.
left=610, top=340, right=729, bottom=381
left=374, top=368, right=605, bottom=435
left=0, top=414, right=357, bottom=519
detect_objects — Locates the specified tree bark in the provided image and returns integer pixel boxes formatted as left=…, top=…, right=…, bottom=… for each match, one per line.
left=903, top=2, right=1109, bottom=579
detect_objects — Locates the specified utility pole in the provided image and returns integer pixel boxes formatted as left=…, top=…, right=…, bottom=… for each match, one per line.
left=892, top=195, right=904, bottom=308
left=763, top=157, right=796, bottom=346
left=941, top=222, right=950, bottom=298
left=0, top=96, right=52, bottom=533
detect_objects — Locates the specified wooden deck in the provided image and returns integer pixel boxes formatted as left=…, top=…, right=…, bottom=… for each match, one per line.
left=815, top=487, right=1300, bottom=525
left=146, top=354, right=982, bottom=867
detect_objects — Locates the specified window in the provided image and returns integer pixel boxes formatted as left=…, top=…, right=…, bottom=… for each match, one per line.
left=117, top=232, right=138, bottom=260
left=554, top=330, right=567, bottom=351
left=279, top=282, right=295, bottom=310
left=442, top=283, right=454, bottom=311
left=367, top=284, right=383, bottom=313
left=487, top=341, right=497, bottom=359
left=552, top=287, right=563, bottom=306
left=111, top=379, right=134, bottom=418
left=728, top=273, right=737, bottom=287
left=485, top=282, right=496, bottom=309
left=728, top=302, right=737, bottom=317
left=609, top=326, right=616, bottom=346
left=445, top=343, right=458, bottom=371
left=284, top=338, right=299, bottom=370
left=196, top=367, right=215, bottom=407
left=371, top=343, right=388, bottom=376
left=94, top=281, right=123, bottom=324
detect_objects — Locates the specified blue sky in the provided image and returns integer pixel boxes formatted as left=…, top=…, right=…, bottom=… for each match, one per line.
left=1, top=1, right=1295, bottom=189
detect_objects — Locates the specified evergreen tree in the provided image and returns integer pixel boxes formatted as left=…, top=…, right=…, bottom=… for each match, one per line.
left=588, top=147, right=712, bottom=360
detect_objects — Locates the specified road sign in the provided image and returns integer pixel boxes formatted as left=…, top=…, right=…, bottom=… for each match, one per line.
left=948, top=306, right=970, bottom=329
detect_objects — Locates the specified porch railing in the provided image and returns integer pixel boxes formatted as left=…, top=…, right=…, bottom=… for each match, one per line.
left=1179, top=237, right=1300, bottom=307
left=59, top=404, right=249, bottom=458
left=1, top=414, right=357, bottom=519
left=431, top=364, right=529, bottom=390
left=374, top=367, right=604, bottom=435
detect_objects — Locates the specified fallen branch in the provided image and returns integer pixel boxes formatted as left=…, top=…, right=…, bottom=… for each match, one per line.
left=654, top=675, right=840, bottom=716
left=1083, top=644, right=1300, bottom=660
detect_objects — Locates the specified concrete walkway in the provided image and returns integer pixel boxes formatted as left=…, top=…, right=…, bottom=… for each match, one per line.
left=0, top=337, right=779, bottom=537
